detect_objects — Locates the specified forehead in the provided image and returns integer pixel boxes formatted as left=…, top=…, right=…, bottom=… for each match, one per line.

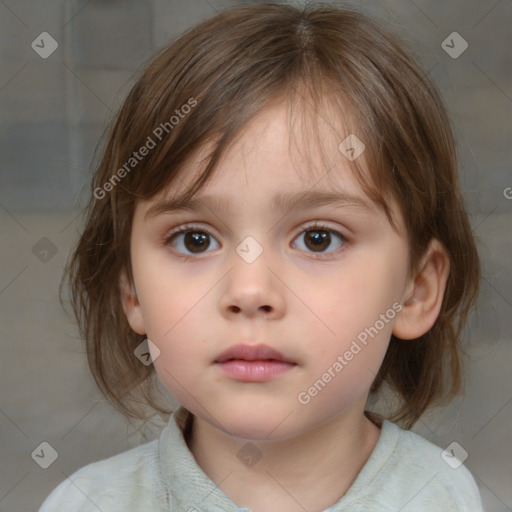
left=159, top=101, right=372, bottom=204
left=138, top=100, right=407, bottom=240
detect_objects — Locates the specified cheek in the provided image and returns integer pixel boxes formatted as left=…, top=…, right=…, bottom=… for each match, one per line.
left=306, top=265, right=399, bottom=342
left=301, top=326, right=391, bottom=413
left=148, top=307, right=209, bottom=403
left=149, top=310, right=217, bottom=412
left=298, top=256, right=401, bottom=386
left=132, top=252, right=212, bottom=338
left=143, top=294, right=207, bottom=362
left=140, top=271, right=214, bottom=344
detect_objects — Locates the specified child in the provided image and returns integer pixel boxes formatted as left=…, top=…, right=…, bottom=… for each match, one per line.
left=40, top=2, right=483, bottom=511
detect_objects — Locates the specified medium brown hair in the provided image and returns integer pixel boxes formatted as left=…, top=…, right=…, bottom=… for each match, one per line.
left=63, top=2, right=480, bottom=429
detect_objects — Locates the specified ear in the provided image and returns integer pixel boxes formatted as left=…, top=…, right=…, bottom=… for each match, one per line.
left=392, top=239, right=450, bottom=340
left=119, top=270, right=146, bottom=335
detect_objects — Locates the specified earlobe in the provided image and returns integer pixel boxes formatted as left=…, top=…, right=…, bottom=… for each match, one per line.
left=119, top=270, right=146, bottom=335
left=392, top=239, right=450, bottom=340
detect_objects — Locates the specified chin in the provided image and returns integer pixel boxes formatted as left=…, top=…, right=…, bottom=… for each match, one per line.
left=216, top=405, right=301, bottom=442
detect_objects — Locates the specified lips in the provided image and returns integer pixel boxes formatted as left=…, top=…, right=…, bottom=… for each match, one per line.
left=214, top=343, right=296, bottom=382
left=215, top=343, right=295, bottom=364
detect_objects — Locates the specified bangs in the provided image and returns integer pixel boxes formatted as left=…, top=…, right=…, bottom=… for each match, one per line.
left=117, top=74, right=401, bottom=238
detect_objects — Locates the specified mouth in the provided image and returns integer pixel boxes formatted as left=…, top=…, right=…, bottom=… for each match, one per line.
left=214, top=343, right=297, bottom=382
left=215, top=343, right=295, bottom=364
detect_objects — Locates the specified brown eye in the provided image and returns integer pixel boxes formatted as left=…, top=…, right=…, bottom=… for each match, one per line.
left=166, top=226, right=220, bottom=255
left=304, top=230, right=331, bottom=252
left=182, top=231, right=211, bottom=253
left=293, top=225, right=346, bottom=254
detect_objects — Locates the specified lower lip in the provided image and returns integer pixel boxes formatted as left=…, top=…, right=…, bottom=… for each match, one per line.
left=216, top=360, right=296, bottom=381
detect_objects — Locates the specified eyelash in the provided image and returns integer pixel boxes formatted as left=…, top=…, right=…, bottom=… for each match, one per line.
left=163, top=222, right=349, bottom=260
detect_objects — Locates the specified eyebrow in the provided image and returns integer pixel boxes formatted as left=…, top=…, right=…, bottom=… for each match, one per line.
left=145, top=190, right=374, bottom=220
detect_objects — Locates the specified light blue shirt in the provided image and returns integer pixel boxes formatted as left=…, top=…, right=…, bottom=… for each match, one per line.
left=39, top=406, right=483, bottom=511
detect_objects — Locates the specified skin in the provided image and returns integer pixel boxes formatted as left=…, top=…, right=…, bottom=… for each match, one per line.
left=120, top=103, right=450, bottom=512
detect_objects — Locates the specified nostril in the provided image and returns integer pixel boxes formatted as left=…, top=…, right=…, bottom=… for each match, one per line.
left=228, top=305, right=271, bottom=313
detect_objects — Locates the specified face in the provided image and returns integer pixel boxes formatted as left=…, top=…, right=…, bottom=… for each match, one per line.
left=124, top=103, right=412, bottom=442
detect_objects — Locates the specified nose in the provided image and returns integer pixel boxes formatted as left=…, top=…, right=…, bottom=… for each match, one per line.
left=219, top=252, right=286, bottom=320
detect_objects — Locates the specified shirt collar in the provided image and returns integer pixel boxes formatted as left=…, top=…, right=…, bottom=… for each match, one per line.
left=158, top=406, right=399, bottom=511
left=158, top=406, right=252, bottom=511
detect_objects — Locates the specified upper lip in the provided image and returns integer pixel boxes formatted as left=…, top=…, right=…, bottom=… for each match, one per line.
left=215, top=344, right=295, bottom=364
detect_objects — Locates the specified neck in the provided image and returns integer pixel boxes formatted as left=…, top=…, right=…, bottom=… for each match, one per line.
left=186, top=408, right=381, bottom=512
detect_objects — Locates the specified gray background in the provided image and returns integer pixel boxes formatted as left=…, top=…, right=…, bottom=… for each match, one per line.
left=0, top=0, right=511, bottom=511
